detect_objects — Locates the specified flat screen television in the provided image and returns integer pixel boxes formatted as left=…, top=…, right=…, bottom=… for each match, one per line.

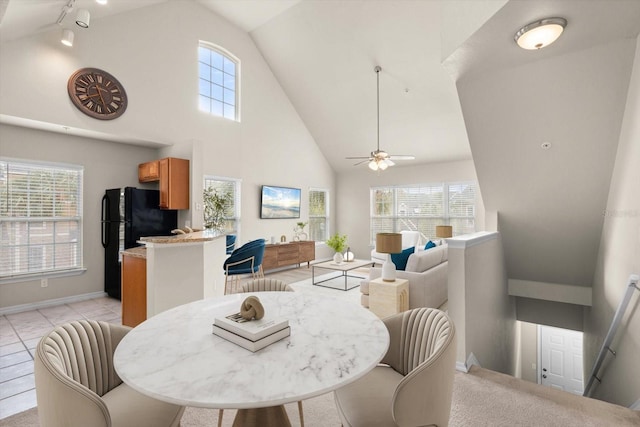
left=260, top=185, right=301, bottom=219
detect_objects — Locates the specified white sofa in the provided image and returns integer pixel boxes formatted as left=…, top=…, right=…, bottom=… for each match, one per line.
left=371, top=230, right=421, bottom=264
left=361, top=244, right=448, bottom=310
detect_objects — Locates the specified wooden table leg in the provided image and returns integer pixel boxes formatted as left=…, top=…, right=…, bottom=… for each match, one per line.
left=232, top=405, right=292, bottom=427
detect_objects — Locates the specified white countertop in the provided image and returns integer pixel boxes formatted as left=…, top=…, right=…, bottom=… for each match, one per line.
left=114, top=292, right=389, bottom=409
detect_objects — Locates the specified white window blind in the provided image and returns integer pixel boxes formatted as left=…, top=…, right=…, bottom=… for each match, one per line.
left=203, top=176, right=240, bottom=234
left=198, top=42, right=239, bottom=121
left=0, top=159, right=83, bottom=278
left=309, top=189, right=328, bottom=242
left=370, top=182, right=476, bottom=245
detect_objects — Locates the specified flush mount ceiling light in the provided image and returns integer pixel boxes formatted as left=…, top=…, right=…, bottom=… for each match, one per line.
left=76, top=9, right=90, bottom=28
left=61, top=28, right=75, bottom=46
left=515, top=17, right=567, bottom=50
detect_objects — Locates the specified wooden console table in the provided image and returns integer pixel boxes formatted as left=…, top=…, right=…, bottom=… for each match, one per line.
left=263, top=241, right=315, bottom=272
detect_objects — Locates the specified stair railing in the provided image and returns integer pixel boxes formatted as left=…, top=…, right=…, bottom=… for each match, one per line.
left=583, top=274, right=639, bottom=397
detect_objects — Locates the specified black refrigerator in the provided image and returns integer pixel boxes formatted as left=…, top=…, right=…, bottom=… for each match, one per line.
left=101, top=187, right=178, bottom=299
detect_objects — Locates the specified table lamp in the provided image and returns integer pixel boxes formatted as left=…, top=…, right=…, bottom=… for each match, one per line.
left=376, top=233, right=402, bottom=282
left=435, top=225, right=453, bottom=245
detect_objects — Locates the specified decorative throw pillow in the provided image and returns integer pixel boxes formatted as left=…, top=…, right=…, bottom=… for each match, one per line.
left=391, top=246, right=414, bottom=271
left=425, top=240, right=436, bottom=250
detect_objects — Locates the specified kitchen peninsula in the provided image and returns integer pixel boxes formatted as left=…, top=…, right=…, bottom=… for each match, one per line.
left=121, top=230, right=228, bottom=327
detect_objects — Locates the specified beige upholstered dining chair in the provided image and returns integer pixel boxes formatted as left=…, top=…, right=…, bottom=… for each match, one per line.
left=334, top=308, right=456, bottom=427
left=35, top=320, right=185, bottom=427
left=220, top=277, right=303, bottom=427
left=241, top=278, right=294, bottom=292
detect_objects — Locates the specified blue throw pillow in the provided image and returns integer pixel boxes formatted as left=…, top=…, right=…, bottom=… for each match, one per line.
left=425, top=240, right=436, bottom=250
left=390, top=246, right=414, bottom=271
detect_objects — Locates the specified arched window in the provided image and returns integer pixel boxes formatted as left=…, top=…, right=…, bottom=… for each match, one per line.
left=198, top=42, right=239, bottom=121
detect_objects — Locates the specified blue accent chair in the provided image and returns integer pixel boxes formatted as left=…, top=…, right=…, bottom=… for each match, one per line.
left=223, top=239, right=266, bottom=294
left=225, top=234, right=237, bottom=255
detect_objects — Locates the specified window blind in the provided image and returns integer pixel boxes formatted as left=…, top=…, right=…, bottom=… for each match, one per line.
left=0, top=159, right=83, bottom=278
left=309, top=189, right=328, bottom=242
left=370, top=182, right=476, bottom=245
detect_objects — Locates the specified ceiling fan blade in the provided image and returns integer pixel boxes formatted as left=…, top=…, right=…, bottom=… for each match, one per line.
left=345, top=156, right=371, bottom=159
left=388, top=155, right=415, bottom=160
left=353, top=159, right=371, bottom=166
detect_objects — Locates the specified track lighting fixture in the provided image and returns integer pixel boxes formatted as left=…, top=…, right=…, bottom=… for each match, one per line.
left=76, top=9, right=90, bottom=28
left=61, top=28, right=75, bottom=47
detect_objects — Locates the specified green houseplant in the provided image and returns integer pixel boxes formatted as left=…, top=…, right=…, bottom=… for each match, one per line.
left=203, top=187, right=232, bottom=231
left=326, top=233, right=348, bottom=263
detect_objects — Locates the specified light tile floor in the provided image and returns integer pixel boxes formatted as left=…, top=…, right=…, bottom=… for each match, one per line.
left=0, top=297, right=121, bottom=419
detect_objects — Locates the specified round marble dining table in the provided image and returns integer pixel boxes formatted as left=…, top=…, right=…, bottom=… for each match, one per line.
left=113, top=291, right=390, bottom=416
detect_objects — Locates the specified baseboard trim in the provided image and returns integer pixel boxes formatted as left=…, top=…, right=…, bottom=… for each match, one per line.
left=456, top=361, right=469, bottom=372
left=457, top=352, right=482, bottom=373
left=0, top=291, right=109, bottom=315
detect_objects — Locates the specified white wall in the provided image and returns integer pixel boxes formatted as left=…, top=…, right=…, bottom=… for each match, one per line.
left=584, top=35, right=640, bottom=407
left=0, top=124, right=159, bottom=308
left=448, top=232, right=516, bottom=374
left=0, top=1, right=334, bottom=306
left=336, top=159, right=484, bottom=259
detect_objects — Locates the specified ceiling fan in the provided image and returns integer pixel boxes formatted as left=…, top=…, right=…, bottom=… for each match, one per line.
left=346, top=66, right=415, bottom=171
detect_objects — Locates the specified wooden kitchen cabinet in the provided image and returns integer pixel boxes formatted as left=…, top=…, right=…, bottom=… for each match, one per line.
left=263, top=241, right=315, bottom=272
left=122, top=252, right=147, bottom=328
left=159, top=157, right=189, bottom=210
left=138, top=157, right=189, bottom=210
left=138, top=160, right=159, bottom=182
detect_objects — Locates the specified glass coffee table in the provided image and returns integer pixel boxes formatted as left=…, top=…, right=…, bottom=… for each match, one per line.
left=312, top=259, right=372, bottom=291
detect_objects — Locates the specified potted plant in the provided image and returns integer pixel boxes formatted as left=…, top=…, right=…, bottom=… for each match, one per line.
left=326, top=233, right=348, bottom=264
left=203, top=187, right=232, bottom=231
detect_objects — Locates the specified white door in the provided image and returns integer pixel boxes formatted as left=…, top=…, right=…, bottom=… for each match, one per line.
left=539, top=325, right=584, bottom=395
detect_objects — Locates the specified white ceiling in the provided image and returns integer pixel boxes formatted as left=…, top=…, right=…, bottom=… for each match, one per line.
left=2, top=1, right=639, bottom=174
left=0, top=0, right=473, bottom=173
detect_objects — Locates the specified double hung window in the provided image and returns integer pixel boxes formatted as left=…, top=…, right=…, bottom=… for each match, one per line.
left=309, top=189, right=329, bottom=242
left=0, top=159, right=83, bottom=280
left=370, top=182, right=476, bottom=245
left=203, top=176, right=241, bottom=234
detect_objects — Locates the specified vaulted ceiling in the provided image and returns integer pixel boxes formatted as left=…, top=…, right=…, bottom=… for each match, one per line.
left=0, top=0, right=475, bottom=172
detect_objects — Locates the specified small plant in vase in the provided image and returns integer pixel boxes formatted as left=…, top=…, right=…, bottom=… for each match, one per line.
left=326, top=233, right=348, bottom=264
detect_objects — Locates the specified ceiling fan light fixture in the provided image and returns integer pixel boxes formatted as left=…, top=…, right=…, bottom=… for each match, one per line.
left=515, top=17, right=566, bottom=50
left=345, top=66, right=415, bottom=170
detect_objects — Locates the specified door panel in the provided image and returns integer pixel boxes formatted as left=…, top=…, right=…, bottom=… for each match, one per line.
left=540, top=325, right=584, bottom=395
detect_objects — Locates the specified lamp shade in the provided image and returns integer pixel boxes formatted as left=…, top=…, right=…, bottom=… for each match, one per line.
left=376, top=233, right=402, bottom=254
left=435, top=225, right=453, bottom=238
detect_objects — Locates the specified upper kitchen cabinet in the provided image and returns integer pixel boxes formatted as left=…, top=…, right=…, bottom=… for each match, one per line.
left=138, top=157, right=189, bottom=210
left=138, top=160, right=159, bottom=182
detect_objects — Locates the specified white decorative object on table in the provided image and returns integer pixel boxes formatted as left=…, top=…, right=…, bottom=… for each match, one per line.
left=376, top=233, right=402, bottom=282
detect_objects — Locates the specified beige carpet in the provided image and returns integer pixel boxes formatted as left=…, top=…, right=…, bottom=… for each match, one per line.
left=4, top=366, right=638, bottom=426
